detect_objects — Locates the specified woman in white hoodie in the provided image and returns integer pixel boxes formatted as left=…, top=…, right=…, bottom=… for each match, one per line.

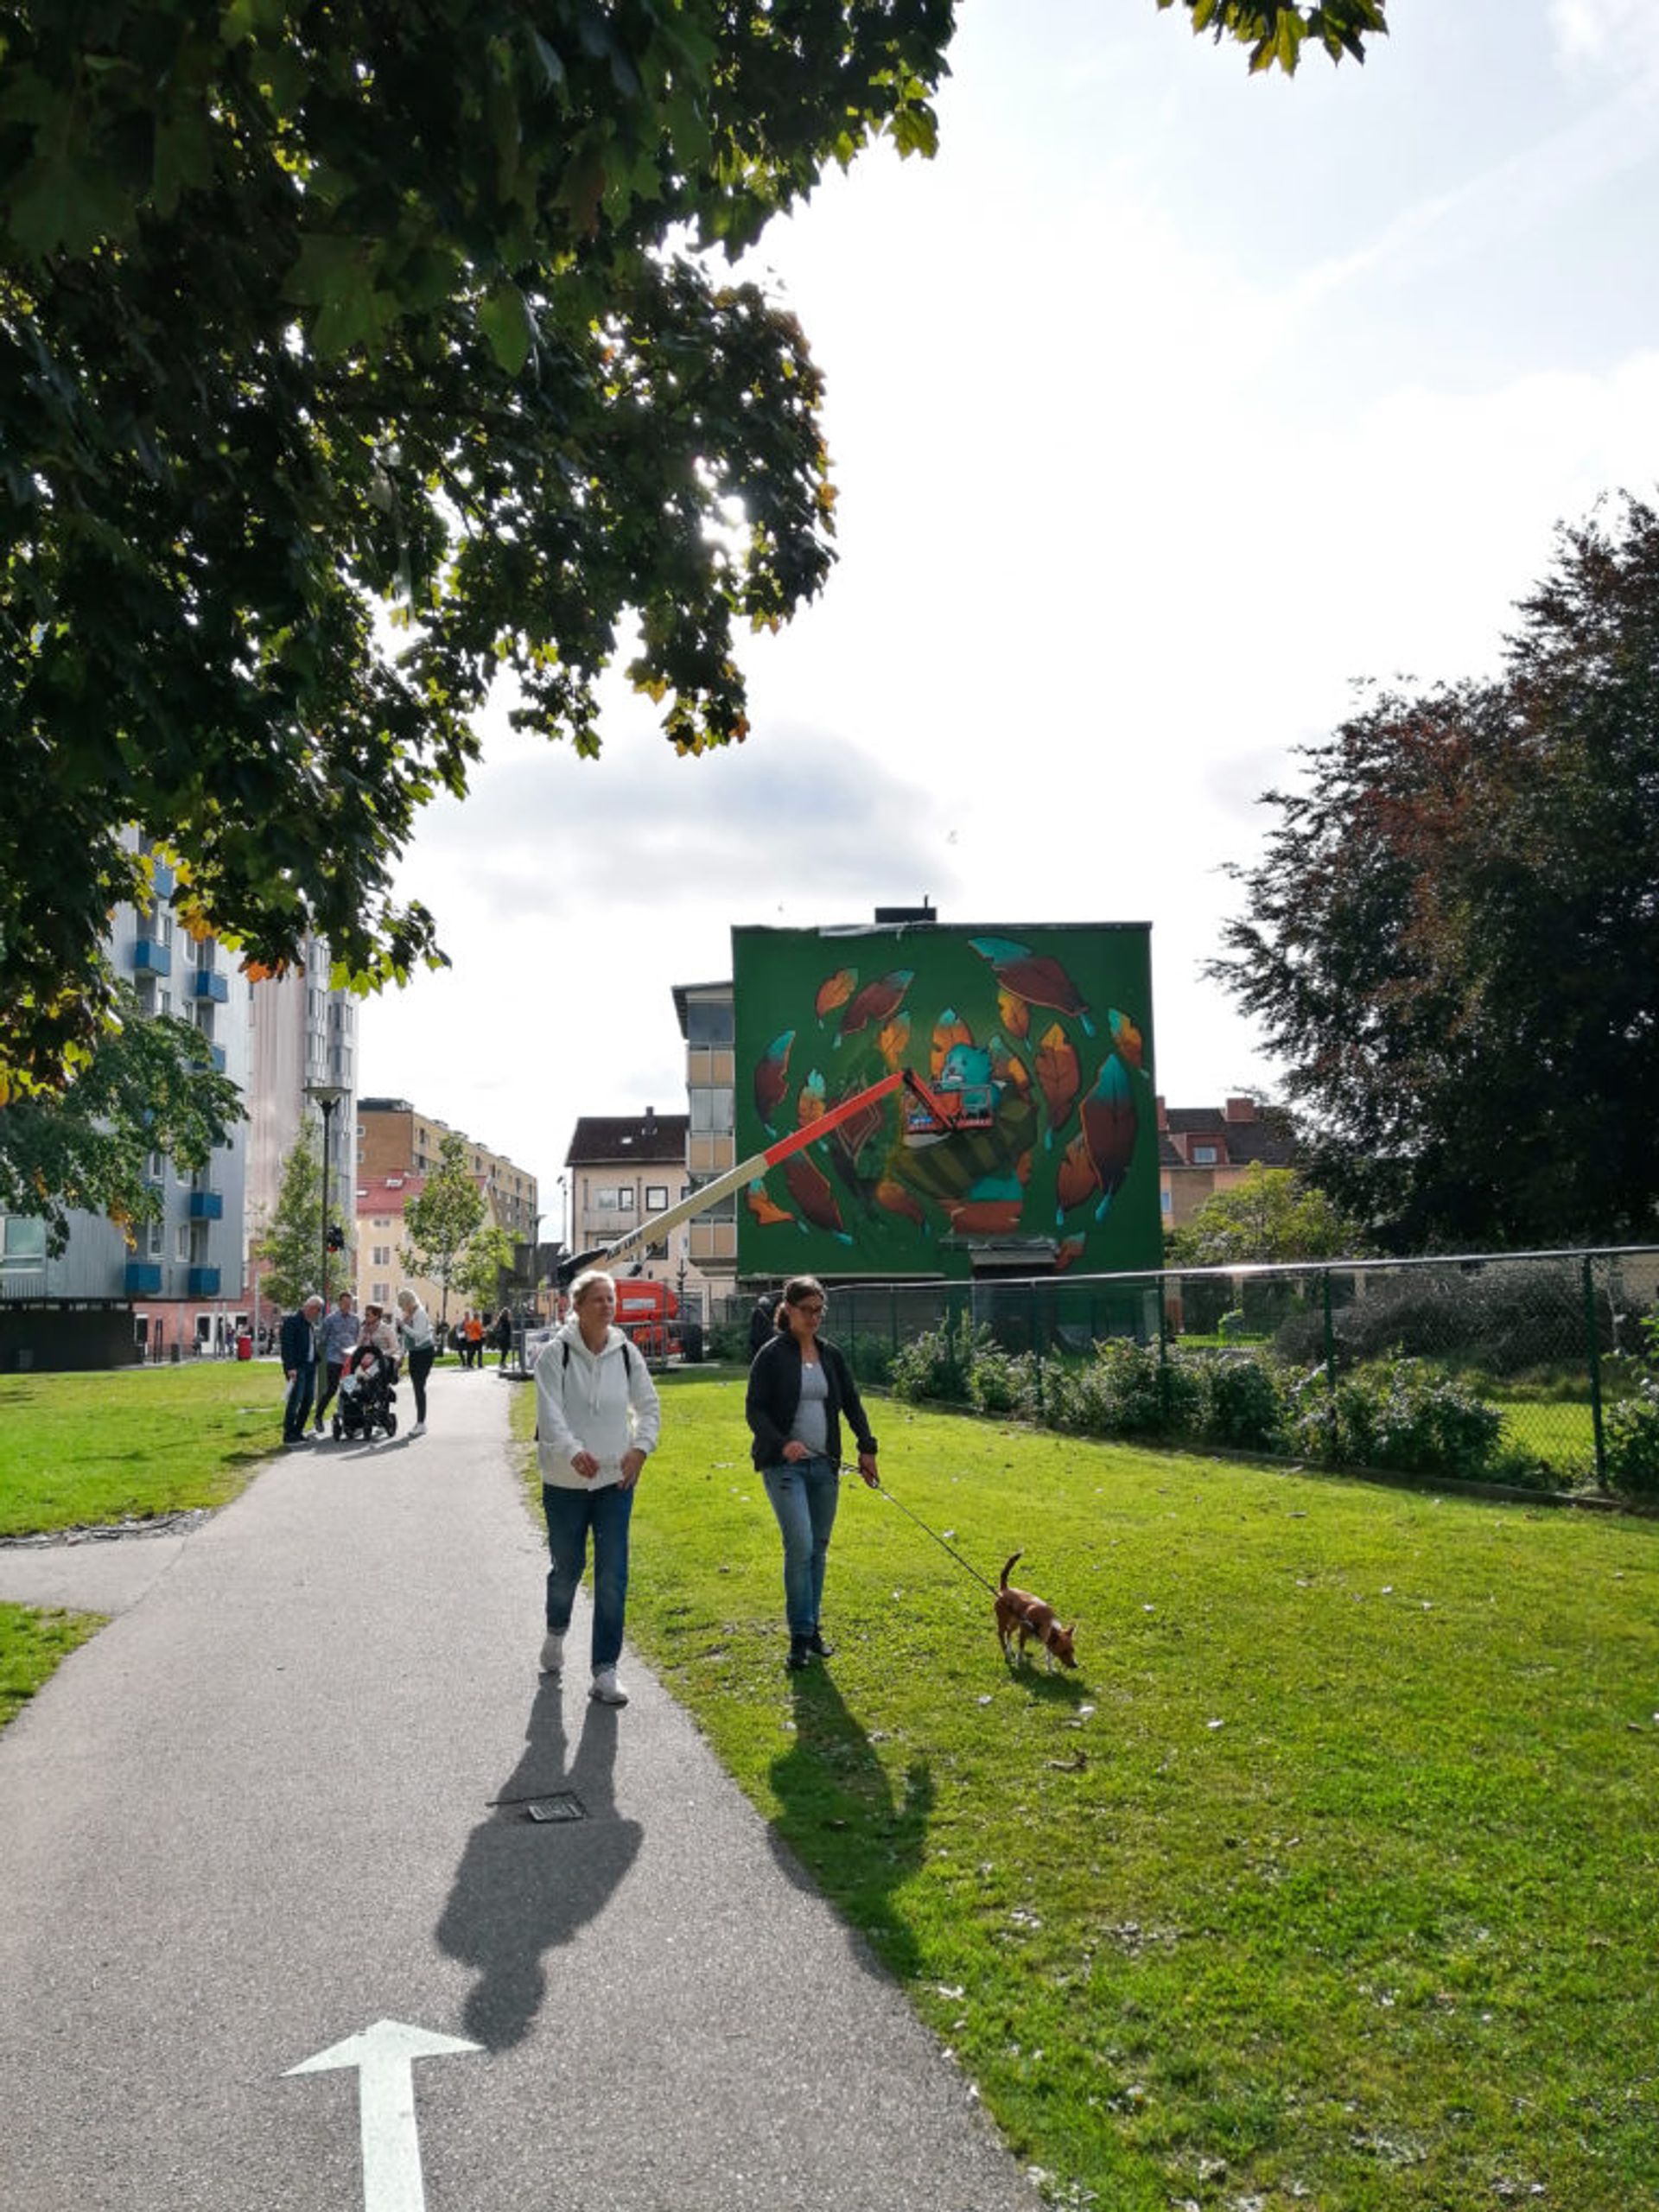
left=533, top=1268, right=662, bottom=1706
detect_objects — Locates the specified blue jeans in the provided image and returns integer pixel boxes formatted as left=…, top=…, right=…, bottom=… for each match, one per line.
left=283, top=1365, right=315, bottom=1441
left=761, top=1456, right=841, bottom=1637
left=542, top=1483, right=635, bottom=1671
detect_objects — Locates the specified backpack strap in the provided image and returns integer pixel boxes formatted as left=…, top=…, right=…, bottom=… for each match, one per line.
left=563, top=1335, right=635, bottom=1376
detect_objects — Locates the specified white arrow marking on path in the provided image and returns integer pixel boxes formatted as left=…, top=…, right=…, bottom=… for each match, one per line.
left=287, top=2018, right=482, bottom=2212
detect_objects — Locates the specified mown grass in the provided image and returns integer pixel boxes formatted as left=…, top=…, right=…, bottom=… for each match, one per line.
left=0, top=1601, right=105, bottom=1730
left=516, top=1372, right=1659, bottom=2209
left=0, top=1362, right=287, bottom=1538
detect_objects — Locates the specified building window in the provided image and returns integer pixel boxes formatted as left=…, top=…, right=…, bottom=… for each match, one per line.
left=372, top=1246, right=390, bottom=1267
left=1, top=1216, right=48, bottom=1267
left=645, top=1185, right=669, bottom=1212
left=593, top=1185, right=635, bottom=1212
left=147, top=1217, right=165, bottom=1257
left=690, top=1088, right=732, bottom=1133
left=372, top=1282, right=390, bottom=1305
left=175, top=1224, right=190, bottom=1262
left=1191, top=1144, right=1219, bottom=1165
left=687, top=997, right=734, bottom=1046
left=1160, top=1189, right=1173, bottom=1217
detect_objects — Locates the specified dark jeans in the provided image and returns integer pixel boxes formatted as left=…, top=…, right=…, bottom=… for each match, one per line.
left=283, top=1365, right=315, bottom=1441
left=314, top=1361, right=345, bottom=1427
left=542, top=1482, right=635, bottom=1671
left=407, top=1343, right=434, bottom=1421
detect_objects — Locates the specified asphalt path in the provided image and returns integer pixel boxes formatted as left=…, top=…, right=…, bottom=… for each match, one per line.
left=0, top=1363, right=1039, bottom=2212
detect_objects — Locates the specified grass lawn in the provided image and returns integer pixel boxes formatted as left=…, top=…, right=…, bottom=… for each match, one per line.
left=0, top=1602, right=105, bottom=1731
left=517, top=1371, right=1659, bottom=2209
left=0, top=1361, right=288, bottom=1537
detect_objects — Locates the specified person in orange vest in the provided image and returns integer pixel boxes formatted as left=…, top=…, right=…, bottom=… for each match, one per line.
left=464, top=1309, right=486, bottom=1369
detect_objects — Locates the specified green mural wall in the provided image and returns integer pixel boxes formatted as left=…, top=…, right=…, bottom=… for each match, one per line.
left=733, top=922, right=1160, bottom=1280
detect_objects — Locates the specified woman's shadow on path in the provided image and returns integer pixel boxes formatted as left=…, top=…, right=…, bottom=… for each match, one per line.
left=435, top=1678, right=643, bottom=2050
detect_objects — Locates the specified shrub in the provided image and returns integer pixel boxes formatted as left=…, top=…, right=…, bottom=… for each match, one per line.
left=706, top=1319, right=751, bottom=1364
left=967, top=1344, right=1040, bottom=1418
left=1274, top=1261, right=1611, bottom=1379
left=1288, top=1357, right=1504, bottom=1480
left=1194, top=1350, right=1287, bottom=1453
left=889, top=1313, right=985, bottom=1405
left=1217, top=1308, right=1248, bottom=1343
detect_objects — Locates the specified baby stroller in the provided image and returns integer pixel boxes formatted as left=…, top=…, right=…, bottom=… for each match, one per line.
left=332, top=1349, right=399, bottom=1441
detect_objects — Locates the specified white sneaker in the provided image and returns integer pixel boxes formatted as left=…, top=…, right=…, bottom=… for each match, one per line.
left=538, top=1632, right=563, bottom=1676
left=408, top=1420, right=426, bottom=1437
left=589, top=1667, right=628, bottom=1707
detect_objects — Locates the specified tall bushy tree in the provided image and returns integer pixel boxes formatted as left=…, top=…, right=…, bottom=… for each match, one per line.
left=1214, top=497, right=1659, bottom=1253
left=0, top=985, right=243, bottom=1254
left=1166, top=1163, right=1367, bottom=1267
left=400, top=1132, right=486, bottom=1329
left=252, top=1126, right=324, bottom=1316
left=0, top=2, right=1384, bottom=1092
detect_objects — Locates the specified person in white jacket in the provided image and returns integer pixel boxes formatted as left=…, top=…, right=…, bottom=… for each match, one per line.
left=534, top=1268, right=662, bottom=1706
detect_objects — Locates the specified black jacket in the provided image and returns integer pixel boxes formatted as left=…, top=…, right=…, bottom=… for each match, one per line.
left=746, top=1332, right=877, bottom=1471
left=279, top=1308, right=316, bottom=1371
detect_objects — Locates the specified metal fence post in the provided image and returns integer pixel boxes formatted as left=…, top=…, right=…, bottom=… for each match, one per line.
left=1157, top=1274, right=1173, bottom=1424
left=1322, top=1267, right=1337, bottom=1399
left=1583, top=1254, right=1608, bottom=1491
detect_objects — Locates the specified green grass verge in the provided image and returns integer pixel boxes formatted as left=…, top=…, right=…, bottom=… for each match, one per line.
left=0, top=1602, right=105, bottom=1730
left=0, top=1363, right=288, bottom=1537
left=516, top=1373, right=1659, bottom=2209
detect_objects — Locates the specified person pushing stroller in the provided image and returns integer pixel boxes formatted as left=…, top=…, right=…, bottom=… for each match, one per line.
left=334, top=1302, right=402, bottom=1441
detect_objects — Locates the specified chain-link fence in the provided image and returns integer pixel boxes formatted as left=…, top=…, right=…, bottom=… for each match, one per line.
left=709, top=1249, right=1659, bottom=1493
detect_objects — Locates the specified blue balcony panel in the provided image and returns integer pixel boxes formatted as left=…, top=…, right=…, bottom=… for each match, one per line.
left=192, top=969, right=229, bottom=1003
left=131, top=938, right=172, bottom=976
left=188, top=1191, right=224, bottom=1220
left=148, top=861, right=175, bottom=899
left=125, top=1262, right=164, bottom=1295
left=208, top=1046, right=226, bottom=1073
left=187, top=1267, right=221, bottom=1296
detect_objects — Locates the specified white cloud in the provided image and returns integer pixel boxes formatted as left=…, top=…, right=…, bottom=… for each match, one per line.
left=1551, top=0, right=1659, bottom=72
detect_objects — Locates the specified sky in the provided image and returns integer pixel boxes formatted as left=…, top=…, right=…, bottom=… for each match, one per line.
left=357, top=0, right=1659, bottom=1224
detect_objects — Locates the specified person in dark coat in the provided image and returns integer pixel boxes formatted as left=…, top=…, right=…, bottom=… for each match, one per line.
left=745, top=1275, right=878, bottom=1670
left=748, top=1291, right=778, bottom=1358
left=280, top=1295, right=324, bottom=1445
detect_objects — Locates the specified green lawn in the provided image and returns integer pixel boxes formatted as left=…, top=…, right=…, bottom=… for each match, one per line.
left=0, top=1601, right=105, bottom=1731
left=0, top=1361, right=287, bottom=1537
left=517, top=1373, right=1659, bottom=2210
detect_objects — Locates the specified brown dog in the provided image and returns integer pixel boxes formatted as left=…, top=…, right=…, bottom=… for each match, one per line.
left=995, top=1552, right=1077, bottom=1671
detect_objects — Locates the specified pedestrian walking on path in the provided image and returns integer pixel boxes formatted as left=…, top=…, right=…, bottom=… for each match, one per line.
left=747, top=1274, right=880, bottom=1671
left=396, top=1288, right=435, bottom=1437
left=279, top=1294, right=323, bottom=1445
left=533, top=1268, right=660, bottom=1707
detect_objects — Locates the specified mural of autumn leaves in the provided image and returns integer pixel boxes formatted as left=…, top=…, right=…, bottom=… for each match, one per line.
left=739, top=931, right=1154, bottom=1270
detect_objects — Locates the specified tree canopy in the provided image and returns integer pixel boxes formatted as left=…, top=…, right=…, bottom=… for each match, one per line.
left=251, top=1122, right=327, bottom=1315
left=1213, top=497, right=1659, bottom=1255
left=2, top=1, right=1386, bottom=1094
left=1166, top=1162, right=1366, bottom=1268
left=399, top=1131, right=486, bottom=1325
left=0, top=984, right=244, bottom=1253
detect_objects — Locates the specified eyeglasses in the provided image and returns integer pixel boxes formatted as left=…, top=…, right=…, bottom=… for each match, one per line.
left=794, top=1300, right=825, bottom=1317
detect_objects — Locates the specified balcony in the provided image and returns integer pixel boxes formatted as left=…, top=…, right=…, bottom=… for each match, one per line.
left=208, top=1045, right=226, bottom=1073
left=188, top=1191, right=224, bottom=1220
left=131, top=937, right=172, bottom=976
left=125, top=1262, right=164, bottom=1295
left=187, top=1266, right=221, bottom=1296
left=191, top=969, right=229, bottom=1003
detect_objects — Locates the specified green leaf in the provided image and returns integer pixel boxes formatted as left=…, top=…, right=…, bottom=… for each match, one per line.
left=479, top=283, right=535, bottom=375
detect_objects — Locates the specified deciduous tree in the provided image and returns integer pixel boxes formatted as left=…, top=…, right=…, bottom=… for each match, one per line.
left=400, top=1132, right=486, bottom=1329
left=1166, top=1162, right=1366, bottom=1267
left=1213, top=497, right=1659, bottom=1253
left=252, top=1125, right=325, bottom=1317
left=0, top=985, right=244, bottom=1255
left=2, top=1, right=1385, bottom=1090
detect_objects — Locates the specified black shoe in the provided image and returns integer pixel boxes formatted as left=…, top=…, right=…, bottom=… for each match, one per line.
left=805, top=1629, right=835, bottom=1658
left=786, top=1635, right=811, bottom=1670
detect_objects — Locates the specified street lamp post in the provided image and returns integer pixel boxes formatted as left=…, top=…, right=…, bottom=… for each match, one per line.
left=303, top=1082, right=349, bottom=1307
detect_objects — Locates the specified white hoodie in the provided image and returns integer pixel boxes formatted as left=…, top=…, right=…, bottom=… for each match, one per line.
left=534, top=1318, right=662, bottom=1491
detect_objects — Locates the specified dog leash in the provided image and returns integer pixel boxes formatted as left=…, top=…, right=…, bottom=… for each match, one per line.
left=842, top=1465, right=1001, bottom=1596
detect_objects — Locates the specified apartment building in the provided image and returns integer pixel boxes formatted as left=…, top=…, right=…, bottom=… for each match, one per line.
left=564, top=1109, right=702, bottom=1290
left=356, top=1099, right=538, bottom=1244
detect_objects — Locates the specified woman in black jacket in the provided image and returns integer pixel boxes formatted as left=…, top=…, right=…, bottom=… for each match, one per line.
left=746, top=1274, right=879, bottom=1669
